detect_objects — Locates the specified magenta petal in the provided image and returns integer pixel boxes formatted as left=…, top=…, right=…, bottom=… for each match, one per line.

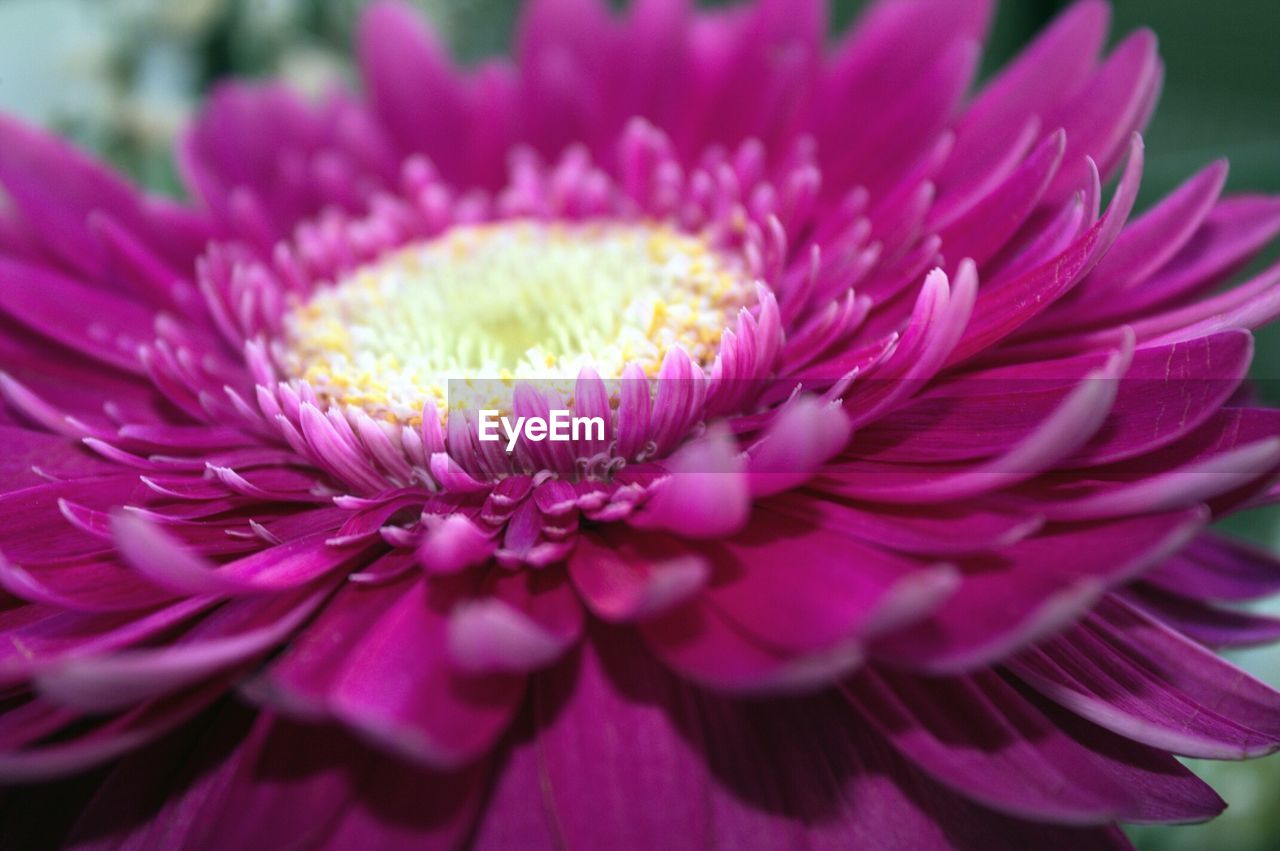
left=1110, top=195, right=1280, bottom=320
left=1050, top=159, right=1227, bottom=324
left=0, top=595, right=215, bottom=689
left=780, top=493, right=1042, bottom=557
left=871, top=330, right=1250, bottom=468
left=112, top=513, right=361, bottom=596
left=247, top=571, right=414, bottom=718
left=0, top=425, right=117, bottom=489
left=1042, top=29, right=1162, bottom=200
left=825, top=342, right=1129, bottom=503
left=1011, top=595, right=1280, bottom=759
left=418, top=513, right=496, bottom=574
left=638, top=502, right=957, bottom=693
left=32, top=585, right=331, bottom=712
left=359, top=0, right=481, bottom=185
left=0, top=553, right=173, bottom=613
left=568, top=527, right=710, bottom=622
left=0, top=113, right=155, bottom=279
left=0, top=677, right=228, bottom=783
left=847, top=665, right=1224, bottom=825
left=61, top=707, right=487, bottom=851
left=1120, top=584, right=1280, bottom=649
left=704, top=504, right=958, bottom=653
left=1035, top=435, right=1280, bottom=521
left=475, top=628, right=1135, bottom=850
left=940, top=0, right=1109, bottom=201
left=935, top=129, right=1066, bottom=266
left=68, top=710, right=354, bottom=849
left=447, top=570, right=583, bottom=673
left=746, top=395, right=852, bottom=497
left=328, top=579, right=524, bottom=768
left=951, top=136, right=1145, bottom=363
left=871, top=507, right=1207, bottom=673
left=1063, top=330, right=1253, bottom=467
left=640, top=593, right=867, bottom=694
left=1145, top=532, right=1280, bottom=602
left=0, top=258, right=152, bottom=374
left=627, top=424, right=749, bottom=539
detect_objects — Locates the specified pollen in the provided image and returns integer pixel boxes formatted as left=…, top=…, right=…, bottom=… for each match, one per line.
left=281, top=220, right=753, bottom=421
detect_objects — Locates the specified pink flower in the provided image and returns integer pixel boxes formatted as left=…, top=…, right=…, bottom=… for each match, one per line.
left=2, top=0, right=1280, bottom=846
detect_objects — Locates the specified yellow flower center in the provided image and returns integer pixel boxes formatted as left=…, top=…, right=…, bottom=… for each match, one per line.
left=281, top=220, right=753, bottom=422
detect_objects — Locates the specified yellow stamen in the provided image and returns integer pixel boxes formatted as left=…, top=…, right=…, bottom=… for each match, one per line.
left=281, top=220, right=753, bottom=422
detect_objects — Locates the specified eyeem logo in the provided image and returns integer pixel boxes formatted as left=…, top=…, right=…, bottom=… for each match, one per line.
left=478, top=410, right=606, bottom=453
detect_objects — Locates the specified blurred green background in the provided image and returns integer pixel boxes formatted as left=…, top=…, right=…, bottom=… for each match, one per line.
left=0, top=0, right=1276, bottom=847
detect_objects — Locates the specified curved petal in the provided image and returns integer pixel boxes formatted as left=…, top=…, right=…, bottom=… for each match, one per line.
left=474, top=627, right=1137, bottom=849
left=568, top=527, right=710, bottom=622
left=846, top=665, right=1224, bottom=825
left=327, top=579, right=525, bottom=769
left=1010, top=594, right=1280, bottom=759
left=447, top=569, right=584, bottom=673
left=871, top=507, right=1207, bottom=673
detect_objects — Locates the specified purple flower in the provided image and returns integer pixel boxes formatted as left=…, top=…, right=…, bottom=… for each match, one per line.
left=2, top=0, right=1280, bottom=846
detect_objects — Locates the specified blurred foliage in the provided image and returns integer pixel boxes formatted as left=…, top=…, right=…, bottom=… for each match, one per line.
left=0, top=0, right=1276, bottom=848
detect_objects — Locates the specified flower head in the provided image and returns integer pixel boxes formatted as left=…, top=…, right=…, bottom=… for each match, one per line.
left=2, top=0, right=1280, bottom=846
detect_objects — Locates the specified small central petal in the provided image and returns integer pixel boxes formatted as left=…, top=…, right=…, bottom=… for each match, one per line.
left=282, top=220, right=753, bottom=421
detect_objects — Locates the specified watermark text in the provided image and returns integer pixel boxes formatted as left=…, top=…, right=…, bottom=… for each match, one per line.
left=478, top=409, right=606, bottom=452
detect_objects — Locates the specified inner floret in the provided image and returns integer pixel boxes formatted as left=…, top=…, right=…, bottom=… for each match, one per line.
left=281, top=220, right=754, bottom=422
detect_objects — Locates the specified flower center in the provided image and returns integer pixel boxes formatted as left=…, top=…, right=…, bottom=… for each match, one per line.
left=282, top=220, right=753, bottom=421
